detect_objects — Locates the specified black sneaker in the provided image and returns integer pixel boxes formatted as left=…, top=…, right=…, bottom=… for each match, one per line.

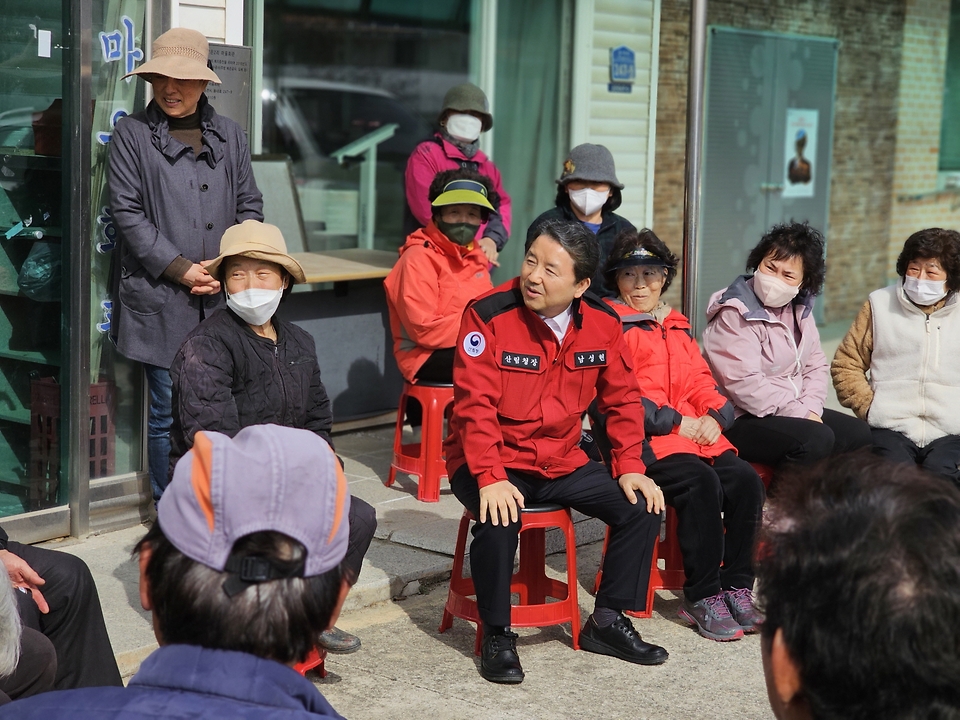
left=580, top=614, right=669, bottom=665
left=480, top=631, right=525, bottom=684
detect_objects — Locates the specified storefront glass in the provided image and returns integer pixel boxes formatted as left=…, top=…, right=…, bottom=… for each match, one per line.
left=89, top=0, right=147, bottom=480
left=261, top=0, right=471, bottom=253
left=0, top=0, right=68, bottom=517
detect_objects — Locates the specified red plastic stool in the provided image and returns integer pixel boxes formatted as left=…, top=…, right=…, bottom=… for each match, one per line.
left=439, top=504, right=582, bottom=654
left=751, top=463, right=774, bottom=489
left=593, top=507, right=685, bottom=619
left=387, top=381, right=454, bottom=502
left=292, top=646, right=326, bottom=678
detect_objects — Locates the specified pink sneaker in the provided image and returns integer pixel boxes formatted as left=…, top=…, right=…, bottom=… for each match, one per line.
left=723, top=588, right=763, bottom=633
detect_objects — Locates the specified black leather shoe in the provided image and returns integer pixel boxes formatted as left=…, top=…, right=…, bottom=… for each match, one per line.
left=480, top=631, right=525, bottom=684
left=318, top=627, right=361, bottom=654
left=580, top=614, right=668, bottom=665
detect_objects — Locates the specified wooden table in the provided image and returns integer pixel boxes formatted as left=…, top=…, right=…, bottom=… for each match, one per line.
left=292, top=249, right=396, bottom=285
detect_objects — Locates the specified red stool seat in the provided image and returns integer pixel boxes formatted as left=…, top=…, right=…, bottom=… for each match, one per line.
left=439, top=504, right=582, bottom=654
left=292, top=646, right=326, bottom=678
left=387, top=381, right=454, bottom=502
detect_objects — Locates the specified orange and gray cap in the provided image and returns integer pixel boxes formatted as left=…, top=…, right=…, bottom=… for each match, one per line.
left=157, top=425, right=350, bottom=594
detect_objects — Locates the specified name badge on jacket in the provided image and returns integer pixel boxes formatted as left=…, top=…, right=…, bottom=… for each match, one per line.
left=501, top=351, right=541, bottom=371
left=574, top=350, right=607, bottom=368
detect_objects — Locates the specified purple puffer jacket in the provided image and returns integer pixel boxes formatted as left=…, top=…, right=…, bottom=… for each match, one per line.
left=702, top=275, right=828, bottom=419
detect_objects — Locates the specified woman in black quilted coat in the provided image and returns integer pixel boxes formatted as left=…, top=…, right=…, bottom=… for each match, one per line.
left=168, top=219, right=375, bottom=656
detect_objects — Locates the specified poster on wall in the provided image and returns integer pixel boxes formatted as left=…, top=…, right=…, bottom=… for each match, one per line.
left=782, top=108, right=818, bottom=198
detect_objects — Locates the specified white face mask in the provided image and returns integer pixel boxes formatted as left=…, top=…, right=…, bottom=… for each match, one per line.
left=227, top=287, right=284, bottom=326
left=445, top=113, right=483, bottom=143
left=752, top=270, right=801, bottom=308
left=903, top=275, right=947, bottom=306
left=568, top=187, right=609, bottom=218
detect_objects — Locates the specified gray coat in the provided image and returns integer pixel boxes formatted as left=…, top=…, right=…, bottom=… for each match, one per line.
left=107, top=95, right=263, bottom=367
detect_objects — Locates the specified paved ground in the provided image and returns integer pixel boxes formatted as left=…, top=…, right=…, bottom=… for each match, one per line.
left=34, top=323, right=858, bottom=717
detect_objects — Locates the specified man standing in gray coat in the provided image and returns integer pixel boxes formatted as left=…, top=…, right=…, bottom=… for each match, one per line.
left=108, top=27, right=263, bottom=500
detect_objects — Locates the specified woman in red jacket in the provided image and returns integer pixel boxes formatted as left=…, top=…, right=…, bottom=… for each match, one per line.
left=385, top=169, right=497, bottom=387
left=601, top=229, right=765, bottom=643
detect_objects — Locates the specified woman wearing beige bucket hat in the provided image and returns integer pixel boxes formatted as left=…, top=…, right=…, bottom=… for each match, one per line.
left=108, top=27, right=263, bottom=503
left=169, top=220, right=376, bottom=657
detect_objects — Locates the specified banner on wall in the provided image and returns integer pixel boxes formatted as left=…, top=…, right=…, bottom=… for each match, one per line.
left=782, top=108, right=818, bottom=199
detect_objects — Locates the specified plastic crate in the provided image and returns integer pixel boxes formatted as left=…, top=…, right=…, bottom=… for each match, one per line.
left=29, top=378, right=115, bottom=508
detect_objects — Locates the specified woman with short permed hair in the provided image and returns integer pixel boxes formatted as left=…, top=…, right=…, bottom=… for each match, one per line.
left=702, top=222, right=872, bottom=470
left=832, top=227, right=960, bottom=486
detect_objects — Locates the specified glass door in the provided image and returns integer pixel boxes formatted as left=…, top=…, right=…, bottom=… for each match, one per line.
left=0, top=0, right=67, bottom=516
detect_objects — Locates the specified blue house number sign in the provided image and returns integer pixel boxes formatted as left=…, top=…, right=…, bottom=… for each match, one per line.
left=609, top=45, right=635, bottom=93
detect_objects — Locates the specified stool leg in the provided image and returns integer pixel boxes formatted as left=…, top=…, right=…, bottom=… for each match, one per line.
left=387, top=392, right=408, bottom=488
left=419, top=391, right=443, bottom=502
left=518, top=527, right=548, bottom=604
left=562, top=515, right=581, bottom=650
left=439, top=514, right=472, bottom=634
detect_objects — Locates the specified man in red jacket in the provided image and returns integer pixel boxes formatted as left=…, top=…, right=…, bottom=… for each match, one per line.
left=445, top=219, right=669, bottom=684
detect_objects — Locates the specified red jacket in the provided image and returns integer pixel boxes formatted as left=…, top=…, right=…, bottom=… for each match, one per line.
left=607, top=300, right=736, bottom=463
left=384, top=223, right=493, bottom=382
left=445, top=280, right=648, bottom=488
left=404, top=134, right=512, bottom=248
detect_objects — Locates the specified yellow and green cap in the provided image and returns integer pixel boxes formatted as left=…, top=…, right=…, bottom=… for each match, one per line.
left=431, top=179, right=496, bottom=212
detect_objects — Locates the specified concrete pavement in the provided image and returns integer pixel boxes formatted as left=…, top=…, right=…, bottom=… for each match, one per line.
left=33, top=321, right=859, bottom=717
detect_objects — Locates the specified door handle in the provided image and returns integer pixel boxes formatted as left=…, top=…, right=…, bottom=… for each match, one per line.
left=759, top=183, right=784, bottom=193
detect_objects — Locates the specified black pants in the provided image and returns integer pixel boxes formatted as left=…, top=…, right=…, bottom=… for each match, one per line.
left=406, top=348, right=455, bottom=427
left=343, top=496, right=377, bottom=585
left=0, top=627, right=57, bottom=704
left=8, top=541, right=122, bottom=690
left=725, top=408, right=872, bottom=467
left=450, top=461, right=660, bottom=628
left=647, top=451, right=764, bottom=602
left=871, top=428, right=960, bottom=488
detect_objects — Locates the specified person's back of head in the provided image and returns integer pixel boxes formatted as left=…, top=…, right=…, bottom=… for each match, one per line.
left=137, top=424, right=352, bottom=665
left=756, top=453, right=960, bottom=720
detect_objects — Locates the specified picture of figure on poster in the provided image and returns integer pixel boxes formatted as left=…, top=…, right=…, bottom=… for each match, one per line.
left=782, top=109, right=817, bottom=199
left=788, top=129, right=811, bottom=184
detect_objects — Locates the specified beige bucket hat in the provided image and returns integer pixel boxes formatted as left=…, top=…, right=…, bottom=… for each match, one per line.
left=206, top=220, right=307, bottom=284
left=123, top=27, right=221, bottom=83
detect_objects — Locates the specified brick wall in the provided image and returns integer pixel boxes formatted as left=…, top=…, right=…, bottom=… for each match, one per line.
left=887, top=0, right=957, bottom=277
left=654, top=0, right=906, bottom=322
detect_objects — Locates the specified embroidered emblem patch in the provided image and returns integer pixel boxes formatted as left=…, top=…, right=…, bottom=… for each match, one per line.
left=563, top=158, right=575, bottom=175
left=501, top=351, right=541, bottom=370
left=463, top=331, right=486, bottom=357
left=574, top=350, right=607, bottom=367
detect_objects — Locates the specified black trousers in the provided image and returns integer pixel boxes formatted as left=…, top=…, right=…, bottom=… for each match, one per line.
left=8, top=541, right=122, bottom=690
left=450, top=461, right=660, bottom=628
left=725, top=408, right=872, bottom=467
left=343, top=497, right=377, bottom=585
left=407, top=349, right=455, bottom=427
left=871, top=428, right=960, bottom=488
left=0, top=627, right=57, bottom=704
left=646, top=451, right=765, bottom=602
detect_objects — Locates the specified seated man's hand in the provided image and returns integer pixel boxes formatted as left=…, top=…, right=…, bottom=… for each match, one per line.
left=479, top=480, right=525, bottom=526
left=693, top=415, right=722, bottom=445
left=0, top=549, right=48, bottom=613
left=619, top=473, right=665, bottom=514
left=678, top=416, right=701, bottom=440
left=477, top=237, right=500, bottom=267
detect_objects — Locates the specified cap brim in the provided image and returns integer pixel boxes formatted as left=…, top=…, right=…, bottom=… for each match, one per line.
left=123, top=56, right=221, bottom=83
left=606, top=256, right=672, bottom=275
left=431, top=189, right=495, bottom=212
left=206, top=250, right=306, bottom=285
